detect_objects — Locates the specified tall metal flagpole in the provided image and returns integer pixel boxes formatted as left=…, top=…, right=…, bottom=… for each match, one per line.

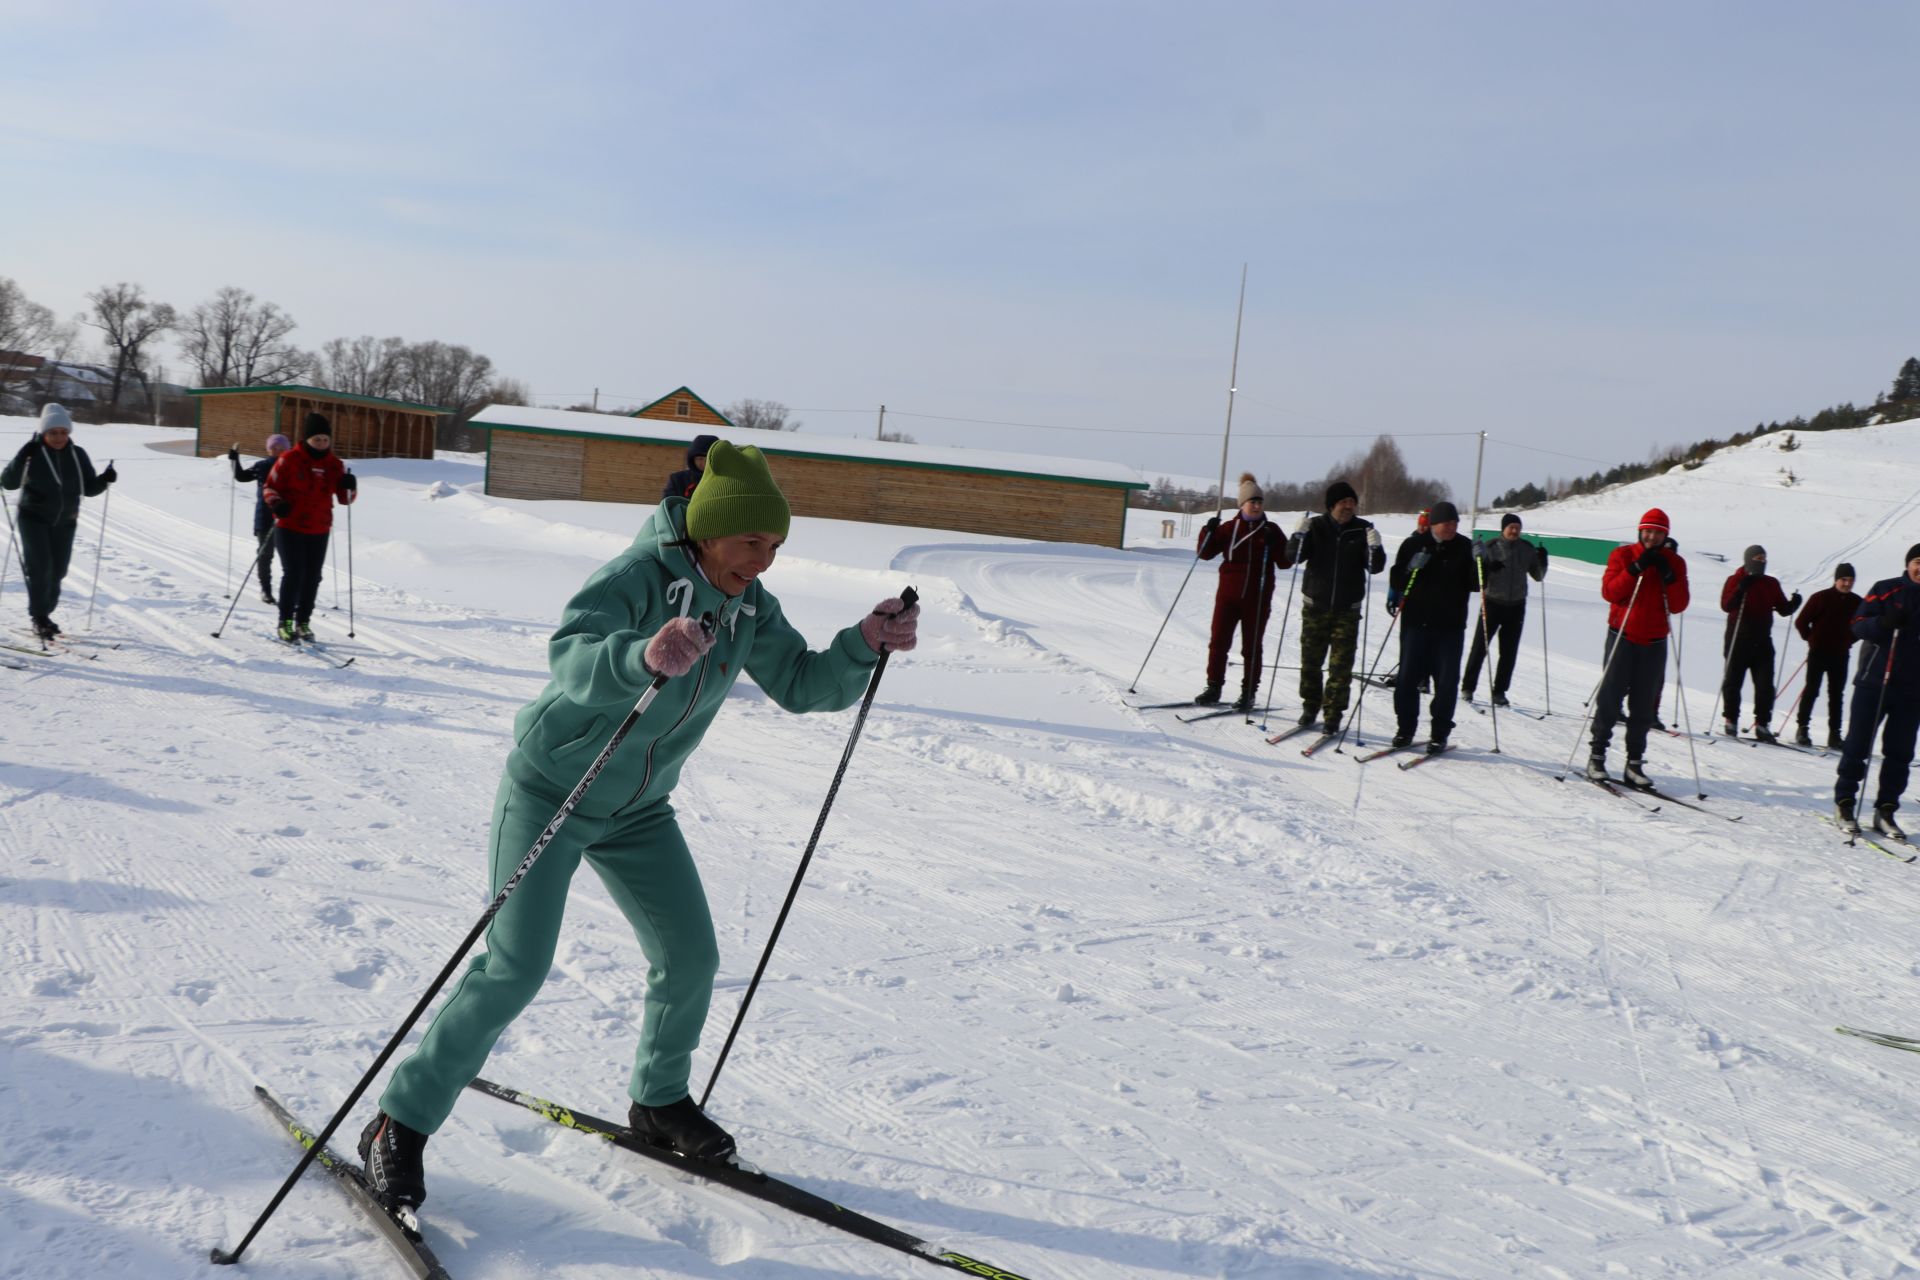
left=1212, top=264, right=1248, bottom=519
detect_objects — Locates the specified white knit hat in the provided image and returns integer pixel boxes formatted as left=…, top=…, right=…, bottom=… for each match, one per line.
left=1236, top=472, right=1262, bottom=504
left=38, top=403, right=74, bottom=432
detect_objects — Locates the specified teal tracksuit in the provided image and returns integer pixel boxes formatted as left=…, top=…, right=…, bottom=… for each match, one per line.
left=381, top=498, right=881, bottom=1133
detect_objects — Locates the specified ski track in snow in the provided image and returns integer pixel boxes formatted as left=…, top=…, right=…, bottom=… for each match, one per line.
left=5, top=422, right=1920, bottom=1278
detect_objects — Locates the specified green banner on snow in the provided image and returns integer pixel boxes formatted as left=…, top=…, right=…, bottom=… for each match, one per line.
left=1472, top=528, right=1620, bottom=567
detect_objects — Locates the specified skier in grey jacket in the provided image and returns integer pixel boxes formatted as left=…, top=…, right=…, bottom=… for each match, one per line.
left=1461, top=513, right=1548, bottom=706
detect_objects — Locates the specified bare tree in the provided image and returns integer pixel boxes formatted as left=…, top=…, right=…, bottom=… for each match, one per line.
left=0, top=276, right=73, bottom=406
left=86, top=283, right=176, bottom=413
left=878, top=429, right=917, bottom=444
left=486, top=376, right=531, bottom=406
left=725, top=398, right=802, bottom=432
left=313, top=334, right=406, bottom=398
left=396, top=341, right=493, bottom=417
left=180, top=286, right=308, bottom=387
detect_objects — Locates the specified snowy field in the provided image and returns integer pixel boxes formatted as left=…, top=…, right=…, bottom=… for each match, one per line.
left=6, top=417, right=1920, bottom=1279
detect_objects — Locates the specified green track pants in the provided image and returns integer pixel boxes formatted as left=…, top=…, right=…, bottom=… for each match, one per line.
left=380, top=775, right=718, bottom=1134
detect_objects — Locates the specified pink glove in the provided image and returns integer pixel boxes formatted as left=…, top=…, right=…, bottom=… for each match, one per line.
left=859, top=598, right=919, bottom=653
left=643, top=616, right=714, bottom=678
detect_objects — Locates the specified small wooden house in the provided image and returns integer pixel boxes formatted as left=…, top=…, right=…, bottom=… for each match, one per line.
left=472, top=402, right=1147, bottom=547
left=191, top=386, right=446, bottom=460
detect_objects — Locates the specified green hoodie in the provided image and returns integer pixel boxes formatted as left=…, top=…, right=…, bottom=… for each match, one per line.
left=504, top=496, right=880, bottom=815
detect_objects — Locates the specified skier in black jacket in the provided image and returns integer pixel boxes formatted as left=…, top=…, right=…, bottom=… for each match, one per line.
left=661, top=434, right=720, bottom=500
left=1833, top=545, right=1920, bottom=839
left=1285, top=479, right=1387, bottom=734
left=229, top=433, right=290, bottom=603
left=1, top=404, right=115, bottom=640
left=1386, top=500, right=1478, bottom=752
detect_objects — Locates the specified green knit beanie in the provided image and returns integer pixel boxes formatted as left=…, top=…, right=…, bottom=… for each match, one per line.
left=684, top=441, right=791, bottom=540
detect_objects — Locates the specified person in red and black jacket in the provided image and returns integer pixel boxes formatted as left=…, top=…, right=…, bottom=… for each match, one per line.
left=1194, top=472, right=1294, bottom=712
left=262, top=412, right=357, bottom=643
left=1717, top=545, right=1801, bottom=742
left=1793, top=563, right=1860, bottom=748
left=1833, top=546, right=1920, bottom=839
left=1586, top=508, right=1689, bottom=787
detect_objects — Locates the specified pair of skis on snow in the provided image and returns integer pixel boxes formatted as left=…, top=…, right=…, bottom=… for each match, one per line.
left=245, top=1079, right=1035, bottom=1280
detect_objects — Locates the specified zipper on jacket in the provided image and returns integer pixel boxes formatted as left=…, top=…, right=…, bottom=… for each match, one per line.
left=627, top=646, right=713, bottom=808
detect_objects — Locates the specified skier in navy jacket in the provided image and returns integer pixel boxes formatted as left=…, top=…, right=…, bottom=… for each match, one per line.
left=1833, top=544, right=1920, bottom=839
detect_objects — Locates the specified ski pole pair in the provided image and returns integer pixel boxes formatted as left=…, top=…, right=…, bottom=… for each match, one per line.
left=214, top=590, right=915, bottom=1266
left=0, top=467, right=113, bottom=631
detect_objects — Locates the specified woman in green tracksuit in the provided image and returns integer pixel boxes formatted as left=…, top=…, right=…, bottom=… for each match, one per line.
left=361, top=441, right=920, bottom=1213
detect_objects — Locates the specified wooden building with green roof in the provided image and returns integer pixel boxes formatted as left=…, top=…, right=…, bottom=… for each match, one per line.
left=191, top=386, right=448, bottom=460
left=472, top=399, right=1147, bottom=547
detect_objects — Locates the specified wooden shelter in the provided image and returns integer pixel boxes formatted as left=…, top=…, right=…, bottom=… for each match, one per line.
left=473, top=401, right=1147, bottom=547
left=191, top=386, right=446, bottom=460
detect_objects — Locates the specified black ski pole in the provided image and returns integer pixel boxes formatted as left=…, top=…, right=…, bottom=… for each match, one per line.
left=1557, top=569, right=1646, bottom=777
left=1338, top=552, right=1419, bottom=752
left=1661, top=588, right=1707, bottom=797
left=223, top=447, right=237, bottom=599
left=1540, top=575, right=1552, bottom=717
left=0, top=486, right=22, bottom=610
left=84, top=462, right=113, bottom=631
left=211, top=533, right=277, bottom=639
left=1707, top=594, right=1746, bottom=735
left=346, top=474, right=356, bottom=638
left=701, top=588, right=917, bottom=1108
left=211, top=623, right=707, bottom=1268
left=1257, top=552, right=1299, bottom=725
left=1472, top=545, right=1500, bottom=753
left=1853, top=630, right=1902, bottom=818
left=1128, top=545, right=1203, bottom=693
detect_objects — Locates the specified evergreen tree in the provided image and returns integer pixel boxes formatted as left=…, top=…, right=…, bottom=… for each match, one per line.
left=1890, top=357, right=1920, bottom=404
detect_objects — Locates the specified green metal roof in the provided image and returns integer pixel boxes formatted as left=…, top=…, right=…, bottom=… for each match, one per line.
left=187, top=384, right=451, bottom=415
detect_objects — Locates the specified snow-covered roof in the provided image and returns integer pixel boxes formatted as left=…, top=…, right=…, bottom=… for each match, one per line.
left=472, top=403, right=1147, bottom=489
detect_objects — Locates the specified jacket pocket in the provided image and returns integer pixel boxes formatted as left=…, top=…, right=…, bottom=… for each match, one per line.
left=549, top=712, right=610, bottom=759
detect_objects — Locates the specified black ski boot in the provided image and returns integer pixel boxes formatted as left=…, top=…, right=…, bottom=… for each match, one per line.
left=1793, top=724, right=1814, bottom=748
left=30, top=616, right=55, bottom=642
left=1322, top=711, right=1342, bottom=735
left=1827, top=731, right=1844, bottom=752
left=1873, top=805, right=1908, bottom=842
left=1584, top=754, right=1609, bottom=782
left=1491, top=690, right=1510, bottom=707
left=1193, top=684, right=1222, bottom=706
left=1297, top=706, right=1319, bottom=728
left=1721, top=720, right=1739, bottom=739
left=358, top=1112, right=428, bottom=1215
left=1623, top=758, right=1652, bottom=789
left=260, top=588, right=276, bottom=605
left=1390, top=731, right=1413, bottom=750
left=630, top=1095, right=736, bottom=1161
left=1231, top=690, right=1255, bottom=714
left=1426, top=736, right=1449, bottom=755
left=1835, top=798, right=1861, bottom=836
left=1753, top=724, right=1777, bottom=744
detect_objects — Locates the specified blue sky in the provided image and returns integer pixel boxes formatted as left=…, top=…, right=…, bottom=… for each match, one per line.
left=3, top=0, right=1916, bottom=503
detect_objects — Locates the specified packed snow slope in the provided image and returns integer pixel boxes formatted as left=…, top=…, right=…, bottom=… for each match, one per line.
left=5, top=418, right=1920, bottom=1279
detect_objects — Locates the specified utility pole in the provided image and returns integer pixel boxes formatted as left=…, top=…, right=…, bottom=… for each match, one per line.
left=592, top=387, right=599, bottom=412
left=1468, top=430, right=1486, bottom=537
left=1212, top=264, right=1248, bottom=519
left=876, top=404, right=886, bottom=441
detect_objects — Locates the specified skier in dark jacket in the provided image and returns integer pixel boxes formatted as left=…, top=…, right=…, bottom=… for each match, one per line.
left=229, top=433, right=291, bottom=603
left=360, top=441, right=919, bottom=1217
left=262, top=413, right=356, bottom=642
left=1, top=403, right=116, bottom=640
left=1194, top=472, right=1293, bottom=712
left=661, top=434, right=720, bottom=500
left=1793, top=563, right=1860, bottom=749
left=1386, top=500, right=1478, bottom=752
left=1461, top=512, right=1549, bottom=706
left=1833, top=547, right=1920, bottom=839
left=1718, top=545, right=1800, bottom=742
left=1285, top=479, right=1386, bottom=734
left=1587, top=508, right=1689, bottom=787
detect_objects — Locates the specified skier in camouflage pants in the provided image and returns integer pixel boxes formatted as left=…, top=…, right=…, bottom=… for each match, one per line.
left=1297, top=606, right=1359, bottom=724
left=1286, top=480, right=1388, bottom=734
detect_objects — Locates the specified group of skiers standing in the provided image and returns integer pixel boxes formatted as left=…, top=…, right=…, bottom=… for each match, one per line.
left=1189, top=484, right=1920, bottom=839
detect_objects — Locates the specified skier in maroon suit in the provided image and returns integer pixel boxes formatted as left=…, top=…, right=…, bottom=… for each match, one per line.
left=1194, top=472, right=1293, bottom=713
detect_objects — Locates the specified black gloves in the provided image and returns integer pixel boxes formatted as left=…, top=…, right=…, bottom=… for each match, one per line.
left=13, top=438, right=36, bottom=464
left=1657, top=560, right=1677, bottom=586
left=227, top=445, right=240, bottom=463
left=1889, top=598, right=1912, bottom=630
left=1788, top=591, right=1803, bottom=611
left=267, top=496, right=293, bottom=518
left=1628, top=549, right=1658, bottom=576
left=339, top=473, right=357, bottom=493
left=1537, top=546, right=1550, bottom=567
left=1205, top=515, right=1221, bottom=532
left=99, top=464, right=117, bottom=485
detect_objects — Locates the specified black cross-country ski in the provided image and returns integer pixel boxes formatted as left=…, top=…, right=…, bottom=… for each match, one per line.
left=240, top=1086, right=451, bottom=1279
left=1837, top=1025, right=1920, bottom=1054
left=1752, top=736, right=1826, bottom=758
left=1554, top=771, right=1662, bottom=812
left=9, top=631, right=100, bottom=660
left=1176, top=706, right=1244, bottom=724
left=466, top=1078, right=1036, bottom=1280
left=268, top=633, right=357, bottom=669
left=1823, top=813, right=1917, bottom=862
left=1354, top=741, right=1413, bottom=764
left=1625, top=784, right=1742, bottom=821
left=1398, top=744, right=1455, bottom=770
left=1264, top=722, right=1318, bottom=746
left=1126, top=699, right=1201, bottom=712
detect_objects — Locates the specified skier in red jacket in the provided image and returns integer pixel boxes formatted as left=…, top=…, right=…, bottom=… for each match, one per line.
left=262, top=413, right=357, bottom=642
left=1586, top=508, right=1689, bottom=787
left=1194, top=472, right=1293, bottom=712
left=1717, top=545, right=1801, bottom=742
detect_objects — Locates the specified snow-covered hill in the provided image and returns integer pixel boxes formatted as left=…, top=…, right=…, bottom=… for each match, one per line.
left=6, top=418, right=1920, bottom=1279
